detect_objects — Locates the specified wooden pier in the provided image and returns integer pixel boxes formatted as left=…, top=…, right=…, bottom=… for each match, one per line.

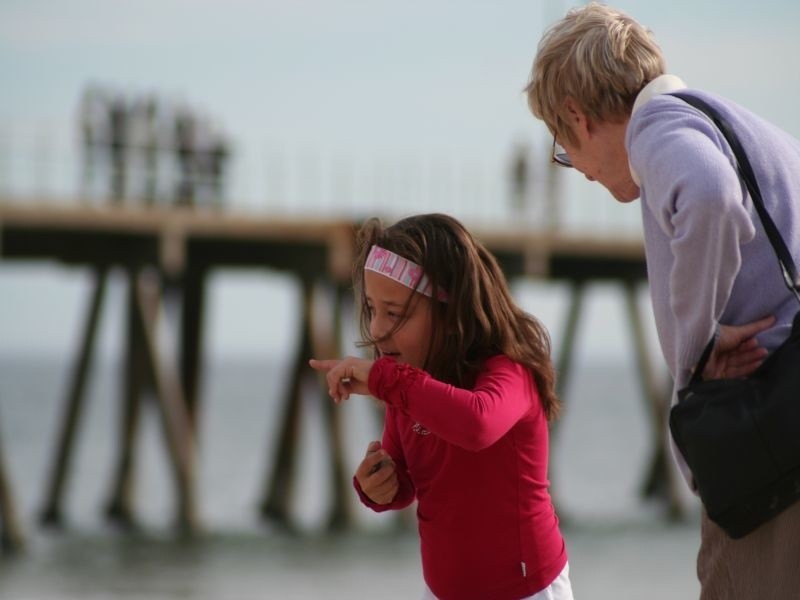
left=0, top=201, right=679, bottom=552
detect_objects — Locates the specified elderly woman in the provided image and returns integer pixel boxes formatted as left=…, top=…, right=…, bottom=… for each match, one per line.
left=526, top=3, right=800, bottom=599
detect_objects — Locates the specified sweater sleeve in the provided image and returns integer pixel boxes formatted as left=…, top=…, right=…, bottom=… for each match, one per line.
left=630, top=98, right=756, bottom=382
left=367, top=355, right=536, bottom=452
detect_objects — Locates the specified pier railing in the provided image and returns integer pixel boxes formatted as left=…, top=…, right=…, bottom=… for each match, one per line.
left=0, top=121, right=643, bottom=234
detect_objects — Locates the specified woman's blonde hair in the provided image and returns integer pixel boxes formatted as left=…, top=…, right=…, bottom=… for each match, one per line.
left=525, top=2, right=665, bottom=146
left=354, top=213, right=560, bottom=421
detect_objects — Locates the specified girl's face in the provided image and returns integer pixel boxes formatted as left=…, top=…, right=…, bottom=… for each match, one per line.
left=364, top=269, right=434, bottom=369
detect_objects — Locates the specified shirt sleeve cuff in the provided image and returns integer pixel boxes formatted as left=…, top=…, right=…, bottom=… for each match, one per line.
left=367, top=356, right=423, bottom=410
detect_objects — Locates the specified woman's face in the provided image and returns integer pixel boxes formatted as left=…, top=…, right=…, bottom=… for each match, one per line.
left=560, top=128, right=640, bottom=203
left=364, top=269, right=433, bottom=369
left=557, top=105, right=640, bottom=203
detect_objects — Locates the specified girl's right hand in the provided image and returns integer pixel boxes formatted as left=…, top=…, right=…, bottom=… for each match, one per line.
left=356, top=441, right=398, bottom=505
left=309, top=356, right=374, bottom=403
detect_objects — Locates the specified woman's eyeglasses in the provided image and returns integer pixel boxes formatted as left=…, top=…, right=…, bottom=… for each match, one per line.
left=551, top=137, right=572, bottom=168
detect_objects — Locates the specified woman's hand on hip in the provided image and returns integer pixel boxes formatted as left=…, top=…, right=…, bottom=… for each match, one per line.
left=703, top=315, right=775, bottom=380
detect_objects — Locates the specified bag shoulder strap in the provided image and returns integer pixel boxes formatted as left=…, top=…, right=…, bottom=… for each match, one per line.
left=669, top=92, right=800, bottom=293
left=668, top=91, right=800, bottom=382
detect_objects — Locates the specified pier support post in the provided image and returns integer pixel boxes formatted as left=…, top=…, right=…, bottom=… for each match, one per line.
left=180, top=264, right=207, bottom=429
left=40, top=267, right=109, bottom=527
left=547, top=281, right=586, bottom=514
left=106, top=268, right=198, bottom=533
left=554, top=281, right=586, bottom=403
left=135, top=270, right=198, bottom=532
left=105, top=268, right=148, bottom=527
left=259, top=277, right=313, bottom=527
left=320, top=282, right=351, bottom=531
left=0, top=424, right=24, bottom=553
left=259, top=279, right=353, bottom=531
left=623, top=282, right=684, bottom=519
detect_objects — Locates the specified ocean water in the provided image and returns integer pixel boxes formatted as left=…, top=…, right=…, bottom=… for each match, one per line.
left=0, top=355, right=701, bottom=599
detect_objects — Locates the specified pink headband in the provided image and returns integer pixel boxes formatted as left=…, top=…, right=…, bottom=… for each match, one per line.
left=364, top=245, right=447, bottom=301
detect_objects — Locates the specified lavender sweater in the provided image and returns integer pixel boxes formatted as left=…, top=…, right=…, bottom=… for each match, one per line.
left=626, top=79, right=800, bottom=483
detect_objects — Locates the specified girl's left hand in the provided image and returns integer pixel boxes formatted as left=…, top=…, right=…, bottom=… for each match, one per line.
left=309, top=356, right=374, bottom=403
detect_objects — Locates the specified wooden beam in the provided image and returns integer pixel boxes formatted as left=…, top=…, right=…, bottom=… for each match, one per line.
left=0, top=424, right=24, bottom=553
left=40, top=267, right=109, bottom=527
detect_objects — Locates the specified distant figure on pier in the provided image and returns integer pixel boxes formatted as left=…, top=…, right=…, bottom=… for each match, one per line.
left=526, top=3, right=800, bottom=597
left=130, top=94, right=161, bottom=205
left=76, top=84, right=232, bottom=208
left=206, top=133, right=230, bottom=207
left=174, top=107, right=197, bottom=206
left=107, top=93, right=130, bottom=202
left=192, top=119, right=230, bottom=209
left=172, top=109, right=232, bottom=208
left=78, top=84, right=110, bottom=201
left=310, top=213, right=573, bottom=600
left=509, top=141, right=531, bottom=216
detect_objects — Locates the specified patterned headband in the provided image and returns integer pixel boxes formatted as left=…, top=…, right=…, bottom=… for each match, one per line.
left=364, top=245, right=448, bottom=302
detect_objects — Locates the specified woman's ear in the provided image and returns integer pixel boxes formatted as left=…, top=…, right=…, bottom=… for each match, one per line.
left=564, top=96, right=591, bottom=140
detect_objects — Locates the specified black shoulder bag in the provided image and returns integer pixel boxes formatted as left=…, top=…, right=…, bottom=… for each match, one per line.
left=668, top=92, right=800, bottom=539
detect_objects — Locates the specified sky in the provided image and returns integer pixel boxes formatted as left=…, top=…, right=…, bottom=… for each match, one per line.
left=1, top=0, right=799, bottom=360
left=2, top=0, right=798, bottom=153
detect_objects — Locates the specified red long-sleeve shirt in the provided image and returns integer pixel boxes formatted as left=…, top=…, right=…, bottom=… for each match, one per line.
left=355, top=355, right=567, bottom=600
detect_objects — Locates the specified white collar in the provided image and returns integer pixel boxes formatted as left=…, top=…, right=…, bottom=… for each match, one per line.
left=628, top=74, right=687, bottom=185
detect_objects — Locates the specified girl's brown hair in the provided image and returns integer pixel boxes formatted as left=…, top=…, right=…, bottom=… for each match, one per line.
left=353, top=213, right=559, bottom=421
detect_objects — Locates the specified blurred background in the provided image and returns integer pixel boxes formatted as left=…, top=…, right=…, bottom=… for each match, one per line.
left=0, top=1, right=798, bottom=598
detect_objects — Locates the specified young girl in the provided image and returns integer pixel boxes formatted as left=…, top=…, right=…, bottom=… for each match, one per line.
left=310, top=213, right=572, bottom=600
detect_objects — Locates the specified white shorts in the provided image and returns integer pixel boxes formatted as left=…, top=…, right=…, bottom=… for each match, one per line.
left=422, top=561, right=573, bottom=600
